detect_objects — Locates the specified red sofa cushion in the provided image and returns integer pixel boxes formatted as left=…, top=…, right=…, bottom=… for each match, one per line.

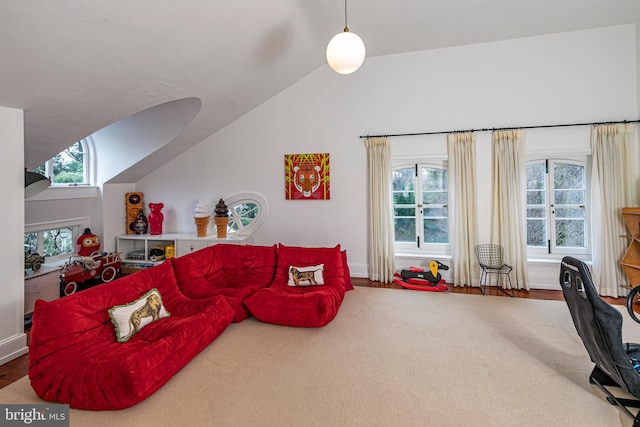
left=244, top=244, right=346, bottom=327
left=244, top=285, right=345, bottom=327
left=171, top=244, right=277, bottom=322
left=170, top=245, right=225, bottom=299
left=28, top=260, right=235, bottom=410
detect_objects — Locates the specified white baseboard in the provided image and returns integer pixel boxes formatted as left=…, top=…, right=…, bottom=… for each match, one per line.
left=0, top=333, right=28, bottom=365
left=347, top=263, right=368, bottom=278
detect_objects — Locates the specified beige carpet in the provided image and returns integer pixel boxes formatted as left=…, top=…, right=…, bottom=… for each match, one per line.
left=2, top=286, right=640, bottom=426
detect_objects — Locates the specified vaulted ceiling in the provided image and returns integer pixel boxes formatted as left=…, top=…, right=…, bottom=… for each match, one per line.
left=3, top=1, right=640, bottom=181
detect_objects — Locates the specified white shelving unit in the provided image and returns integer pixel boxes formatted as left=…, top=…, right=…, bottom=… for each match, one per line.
left=116, top=233, right=251, bottom=272
left=172, top=233, right=250, bottom=257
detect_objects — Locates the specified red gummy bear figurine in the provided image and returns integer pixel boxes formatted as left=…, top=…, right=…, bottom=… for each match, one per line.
left=148, top=203, right=164, bottom=235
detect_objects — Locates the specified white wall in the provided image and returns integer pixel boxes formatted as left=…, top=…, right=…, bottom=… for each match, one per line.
left=0, top=106, right=28, bottom=364
left=101, top=183, right=136, bottom=252
left=135, top=25, right=638, bottom=287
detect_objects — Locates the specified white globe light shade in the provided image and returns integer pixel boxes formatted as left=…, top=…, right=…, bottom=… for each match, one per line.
left=326, top=31, right=365, bottom=75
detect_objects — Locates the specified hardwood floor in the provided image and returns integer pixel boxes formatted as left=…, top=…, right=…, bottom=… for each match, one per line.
left=0, top=329, right=29, bottom=391
left=351, top=277, right=627, bottom=305
left=0, top=280, right=628, bottom=391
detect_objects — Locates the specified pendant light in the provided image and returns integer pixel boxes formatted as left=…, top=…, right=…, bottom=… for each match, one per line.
left=25, top=168, right=51, bottom=199
left=326, top=0, right=365, bottom=75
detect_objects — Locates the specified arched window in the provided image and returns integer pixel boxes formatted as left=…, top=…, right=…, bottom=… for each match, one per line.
left=34, top=139, right=92, bottom=186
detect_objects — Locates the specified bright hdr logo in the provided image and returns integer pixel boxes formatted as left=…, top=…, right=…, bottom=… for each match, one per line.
left=1, top=405, right=68, bottom=426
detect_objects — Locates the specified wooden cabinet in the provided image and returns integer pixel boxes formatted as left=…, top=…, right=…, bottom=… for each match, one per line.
left=621, top=208, right=640, bottom=286
left=25, top=266, right=61, bottom=315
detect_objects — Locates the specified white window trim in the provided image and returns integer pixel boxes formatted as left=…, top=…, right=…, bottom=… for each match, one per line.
left=24, top=185, right=99, bottom=202
left=25, top=217, right=91, bottom=263
left=392, top=159, right=450, bottom=257
left=526, top=155, right=591, bottom=260
left=222, top=192, right=269, bottom=237
left=42, top=139, right=93, bottom=187
left=25, top=217, right=90, bottom=234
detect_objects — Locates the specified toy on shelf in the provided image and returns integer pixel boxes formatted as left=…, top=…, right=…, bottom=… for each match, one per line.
left=24, top=251, right=45, bottom=272
left=126, top=192, right=144, bottom=234
left=149, top=244, right=166, bottom=262
left=59, top=251, right=122, bottom=296
left=165, top=244, right=175, bottom=259
left=194, top=200, right=210, bottom=237
left=393, top=260, right=449, bottom=292
left=148, top=202, right=164, bottom=235
left=214, top=198, right=229, bottom=239
left=76, top=228, right=100, bottom=256
left=131, top=209, right=149, bottom=234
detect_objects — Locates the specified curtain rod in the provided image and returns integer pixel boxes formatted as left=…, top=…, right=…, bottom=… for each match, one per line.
left=359, top=119, right=640, bottom=139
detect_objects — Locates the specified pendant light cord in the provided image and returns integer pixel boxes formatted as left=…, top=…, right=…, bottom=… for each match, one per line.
left=344, top=0, right=349, bottom=32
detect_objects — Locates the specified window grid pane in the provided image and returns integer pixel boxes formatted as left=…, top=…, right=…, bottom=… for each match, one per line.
left=556, top=219, right=585, bottom=247
left=421, top=166, right=448, bottom=244
left=553, top=162, right=586, bottom=249
left=526, top=163, right=548, bottom=247
left=42, top=227, right=74, bottom=257
left=228, top=202, right=259, bottom=231
left=24, top=232, right=38, bottom=254
left=51, top=141, right=86, bottom=185
left=395, top=218, right=416, bottom=242
left=527, top=219, right=547, bottom=246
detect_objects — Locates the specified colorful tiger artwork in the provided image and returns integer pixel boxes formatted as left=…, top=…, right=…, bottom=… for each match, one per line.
left=293, top=164, right=321, bottom=197
left=284, top=153, right=330, bottom=200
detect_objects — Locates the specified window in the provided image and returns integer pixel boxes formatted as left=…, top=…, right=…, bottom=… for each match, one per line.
left=393, top=164, right=449, bottom=253
left=34, top=140, right=90, bottom=186
left=24, top=224, right=84, bottom=261
left=224, top=192, right=269, bottom=237
left=526, top=159, right=589, bottom=256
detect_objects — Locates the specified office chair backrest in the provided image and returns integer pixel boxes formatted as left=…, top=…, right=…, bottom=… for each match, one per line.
left=559, top=256, right=640, bottom=396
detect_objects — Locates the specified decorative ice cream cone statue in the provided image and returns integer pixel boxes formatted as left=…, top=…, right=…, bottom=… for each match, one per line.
left=194, top=200, right=210, bottom=237
left=214, top=198, right=229, bottom=239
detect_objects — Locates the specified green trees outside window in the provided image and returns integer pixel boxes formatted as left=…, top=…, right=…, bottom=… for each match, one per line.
left=34, top=141, right=87, bottom=185
left=393, top=164, right=448, bottom=249
left=24, top=227, right=75, bottom=258
left=526, top=159, right=587, bottom=253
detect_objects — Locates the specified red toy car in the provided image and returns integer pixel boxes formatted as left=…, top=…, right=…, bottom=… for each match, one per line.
left=59, top=251, right=122, bottom=296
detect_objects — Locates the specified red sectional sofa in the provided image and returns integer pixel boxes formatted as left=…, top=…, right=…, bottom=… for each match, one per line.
left=28, top=261, right=235, bottom=410
left=28, top=243, right=353, bottom=410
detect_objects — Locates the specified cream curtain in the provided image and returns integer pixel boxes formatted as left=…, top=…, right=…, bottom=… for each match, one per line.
left=490, top=130, right=529, bottom=290
left=591, top=123, right=638, bottom=297
left=447, top=132, right=479, bottom=287
left=365, top=137, right=395, bottom=282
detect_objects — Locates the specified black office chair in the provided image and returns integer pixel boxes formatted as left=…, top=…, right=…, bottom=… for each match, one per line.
left=560, top=256, right=640, bottom=426
left=474, top=244, right=514, bottom=297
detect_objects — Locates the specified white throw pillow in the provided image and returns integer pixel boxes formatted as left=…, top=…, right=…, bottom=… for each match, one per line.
left=109, top=288, right=170, bottom=343
left=287, top=264, right=324, bottom=286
